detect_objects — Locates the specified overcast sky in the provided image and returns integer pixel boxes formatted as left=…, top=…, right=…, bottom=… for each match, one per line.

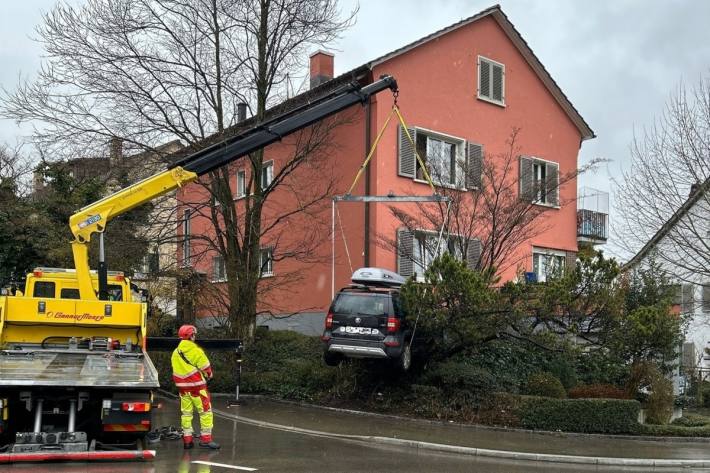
left=1, top=1, right=709, bottom=257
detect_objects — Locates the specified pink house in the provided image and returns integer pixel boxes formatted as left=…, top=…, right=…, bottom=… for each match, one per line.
left=177, top=5, right=594, bottom=332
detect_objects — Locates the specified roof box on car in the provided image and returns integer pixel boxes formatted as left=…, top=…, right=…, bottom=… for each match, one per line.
left=351, top=267, right=406, bottom=288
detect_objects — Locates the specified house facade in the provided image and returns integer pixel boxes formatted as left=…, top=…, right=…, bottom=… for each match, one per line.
left=623, top=179, right=710, bottom=391
left=177, top=6, right=594, bottom=333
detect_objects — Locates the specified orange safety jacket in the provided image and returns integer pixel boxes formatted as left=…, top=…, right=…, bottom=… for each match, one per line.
left=171, top=339, right=213, bottom=392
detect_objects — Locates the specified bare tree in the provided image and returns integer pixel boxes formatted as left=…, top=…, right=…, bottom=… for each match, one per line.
left=381, top=128, right=593, bottom=278
left=1, top=0, right=357, bottom=338
left=615, top=75, right=710, bottom=284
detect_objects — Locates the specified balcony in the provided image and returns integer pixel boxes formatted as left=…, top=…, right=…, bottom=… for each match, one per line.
left=577, top=187, right=608, bottom=246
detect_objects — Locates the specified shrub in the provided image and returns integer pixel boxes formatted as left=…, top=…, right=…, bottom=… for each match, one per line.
left=639, top=423, right=710, bottom=437
left=625, top=362, right=674, bottom=425
left=671, top=414, right=710, bottom=427
left=517, top=396, right=640, bottom=434
left=523, top=372, right=566, bottom=399
left=546, top=357, right=578, bottom=390
left=674, top=395, right=697, bottom=408
left=568, top=384, right=630, bottom=399
left=420, top=362, right=497, bottom=399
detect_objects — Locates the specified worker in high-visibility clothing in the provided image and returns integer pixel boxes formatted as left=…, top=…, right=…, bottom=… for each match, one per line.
left=172, top=324, right=220, bottom=449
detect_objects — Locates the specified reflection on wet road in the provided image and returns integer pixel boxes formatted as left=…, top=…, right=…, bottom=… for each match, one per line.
left=5, top=397, right=706, bottom=472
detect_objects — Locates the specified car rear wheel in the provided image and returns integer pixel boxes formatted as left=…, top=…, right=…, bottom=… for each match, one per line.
left=395, top=343, right=411, bottom=372
left=323, top=351, right=342, bottom=367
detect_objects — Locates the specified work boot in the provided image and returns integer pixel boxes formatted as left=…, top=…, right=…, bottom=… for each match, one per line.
left=183, top=434, right=194, bottom=450
left=199, top=440, right=220, bottom=449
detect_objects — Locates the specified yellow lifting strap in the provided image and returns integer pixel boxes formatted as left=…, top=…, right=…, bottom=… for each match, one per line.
left=346, top=105, right=436, bottom=195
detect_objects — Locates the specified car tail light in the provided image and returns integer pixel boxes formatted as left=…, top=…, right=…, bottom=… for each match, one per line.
left=122, top=402, right=151, bottom=412
left=325, top=312, right=333, bottom=329
left=387, top=316, right=400, bottom=334
left=384, top=340, right=400, bottom=347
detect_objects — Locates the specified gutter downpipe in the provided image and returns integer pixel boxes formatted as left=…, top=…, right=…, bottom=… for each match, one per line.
left=363, top=94, right=372, bottom=267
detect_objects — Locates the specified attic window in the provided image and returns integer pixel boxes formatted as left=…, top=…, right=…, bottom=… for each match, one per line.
left=478, top=56, right=505, bottom=106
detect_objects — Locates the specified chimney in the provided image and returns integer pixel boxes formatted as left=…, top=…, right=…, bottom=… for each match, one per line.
left=309, top=51, right=334, bottom=89
left=237, top=103, right=248, bottom=123
left=109, top=137, right=123, bottom=167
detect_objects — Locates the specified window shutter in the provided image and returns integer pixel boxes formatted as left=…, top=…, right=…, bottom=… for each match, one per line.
left=398, top=125, right=416, bottom=178
left=545, top=161, right=559, bottom=206
left=466, top=142, right=483, bottom=189
left=492, top=63, right=504, bottom=102
left=519, top=156, right=533, bottom=201
left=479, top=59, right=491, bottom=98
left=466, top=238, right=481, bottom=270
left=702, top=284, right=710, bottom=314
left=397, top=229, right=414, bottom=277
left=565, top=251, right=577, bottom=274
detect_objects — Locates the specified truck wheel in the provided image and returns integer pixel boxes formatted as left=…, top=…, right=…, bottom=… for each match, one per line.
left=323, top=352, right=342, bottom=367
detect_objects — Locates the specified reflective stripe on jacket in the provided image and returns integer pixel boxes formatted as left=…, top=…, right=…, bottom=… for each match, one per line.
left=171, top=339, right=211, bottom=390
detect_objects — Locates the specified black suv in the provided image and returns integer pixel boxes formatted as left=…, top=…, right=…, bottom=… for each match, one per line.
left=321, top=284, right=411, bottom=371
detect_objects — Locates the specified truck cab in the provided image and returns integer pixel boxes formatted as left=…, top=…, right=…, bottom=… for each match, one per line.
left=22, top=267, right=133, bottom=301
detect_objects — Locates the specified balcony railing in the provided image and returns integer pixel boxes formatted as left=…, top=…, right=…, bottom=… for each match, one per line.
left=577, top=209, right=608, bottom=241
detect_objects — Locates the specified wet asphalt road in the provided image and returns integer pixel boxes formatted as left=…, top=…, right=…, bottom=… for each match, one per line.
left=5, top=398, right=710, bottom=472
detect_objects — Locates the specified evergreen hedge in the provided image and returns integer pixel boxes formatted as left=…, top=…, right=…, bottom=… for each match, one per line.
left=517, top=396, right=640, bottom=434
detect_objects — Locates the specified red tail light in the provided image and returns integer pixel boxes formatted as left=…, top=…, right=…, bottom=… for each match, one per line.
left=122, top=402, right=151, bottom=412
left=325, top=312, right=333, bottom=329
left=387, top=316, right=400, bottom=334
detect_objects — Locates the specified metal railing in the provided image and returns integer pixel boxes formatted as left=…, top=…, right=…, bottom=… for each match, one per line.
left=577, top=209, right=608, bottom=240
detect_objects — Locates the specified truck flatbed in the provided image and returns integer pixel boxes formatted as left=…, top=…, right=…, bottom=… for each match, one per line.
left=0, top=349, right=159, bottom=388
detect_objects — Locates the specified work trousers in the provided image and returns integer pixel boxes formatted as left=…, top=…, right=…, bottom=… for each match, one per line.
left=179, top=388, right=214, bottom=441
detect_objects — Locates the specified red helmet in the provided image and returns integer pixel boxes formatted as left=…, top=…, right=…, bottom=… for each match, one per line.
left=178, top=325, right=197, bottom=340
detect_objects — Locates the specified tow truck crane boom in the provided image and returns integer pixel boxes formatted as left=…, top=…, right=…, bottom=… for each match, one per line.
left=69, top=75, right=398, bottom=300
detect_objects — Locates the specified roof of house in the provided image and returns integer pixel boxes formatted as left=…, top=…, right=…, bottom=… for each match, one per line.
left=174, top=4, right=594, bottom=162
left=622, top=176, right=710, bottom=271
left=364, top=4, right=594, bottom=141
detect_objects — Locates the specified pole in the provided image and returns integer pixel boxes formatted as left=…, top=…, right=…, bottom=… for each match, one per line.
left=331, top=199, right=336, bottom=300
left=228, top=342, right=243, bottom=407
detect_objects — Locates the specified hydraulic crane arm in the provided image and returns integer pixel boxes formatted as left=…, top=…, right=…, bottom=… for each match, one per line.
left=69, top=75, right=398, bottom=300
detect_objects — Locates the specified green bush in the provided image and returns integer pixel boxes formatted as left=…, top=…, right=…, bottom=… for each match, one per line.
left=523, top=372, right=566, bottom=399
left=674, top=395, right=697, bottom=408
left=420, top=361, right=497, bottom=398
left=639, top=423, right=710, bottom=437
left=671, top=414, right=710, bottom=427
left=568, top=384, right=630, bottom=399
left=517, top=396, right=640, bottom=434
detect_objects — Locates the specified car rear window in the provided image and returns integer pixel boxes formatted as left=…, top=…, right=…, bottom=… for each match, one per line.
left=333, top=293, right=389, bottom=316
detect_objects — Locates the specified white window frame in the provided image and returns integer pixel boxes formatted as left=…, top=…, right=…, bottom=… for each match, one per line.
left=412, top=229, right=465, bottom=281
left=212, top=255, right=227, bottom=282
left=477, top=55, right=506, bottom=107
left=261, top=161, right=274, bottom=189
left=260, top=247, right=274, bottom=277
left=532, top=247, right=566, bottom=283
left=236, top=169, right=247, bottom=199
left=412, top=126, right=467, bottom=190
left=528, top=155, right=560, bottom=209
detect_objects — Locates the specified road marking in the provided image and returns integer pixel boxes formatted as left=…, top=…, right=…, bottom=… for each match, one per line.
left=192, top=460, right=258, bottom=471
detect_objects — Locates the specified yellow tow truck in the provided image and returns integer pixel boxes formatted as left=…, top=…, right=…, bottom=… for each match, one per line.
left=0, top=75, right=397, bottom=462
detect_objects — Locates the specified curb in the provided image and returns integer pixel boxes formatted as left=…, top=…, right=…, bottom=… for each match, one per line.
left=207, top=405, right=710, bottom=468
left=223, top=394, right=710, bottom=444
